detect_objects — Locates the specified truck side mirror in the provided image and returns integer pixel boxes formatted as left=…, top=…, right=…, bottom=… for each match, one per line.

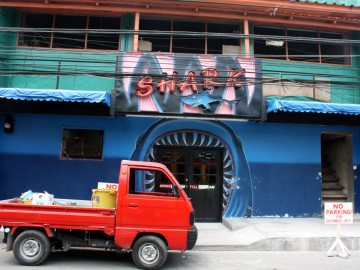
left=172, top=185, right=180, bottom=197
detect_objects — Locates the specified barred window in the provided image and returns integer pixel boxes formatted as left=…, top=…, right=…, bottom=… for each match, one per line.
left=19, top=13, right=121, bottom=50
left=61, top=129, right=104, bottom=160
left=139, top=18, right=241, bottom=54
left=254, top=26, right=350, bottom=65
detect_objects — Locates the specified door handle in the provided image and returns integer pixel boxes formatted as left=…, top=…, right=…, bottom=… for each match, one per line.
left=128, top=202, right=138, bottom=208
left=100, top=211, right=112, bottom=215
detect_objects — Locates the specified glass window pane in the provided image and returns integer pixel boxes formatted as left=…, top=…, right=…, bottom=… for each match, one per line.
left=193, top=150, right=217, bottom=188
left=53, top=15, right=86, bottom=49
left=207, top=22, right=240, bottom=54
left=139, top=18, right=171, bottom=52
left=287, top=29, right=319, bottom=62
left=254, top=26, right=286, bottom=60
left=320, top=32, right=350, bottom=65
left=129, top=169, right=175, bottom=196
left=19, top=13, right=52, bottom=47
left=157, top=149, right=186, bottom=186
left=61, top=129, right=104, bottom=160
left=87, top=16, right=121, bottom=50
left=173, top=20, right=205, bottom=54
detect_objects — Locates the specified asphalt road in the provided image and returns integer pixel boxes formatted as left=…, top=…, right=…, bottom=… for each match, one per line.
left=1, top=246, right=360, bottom=270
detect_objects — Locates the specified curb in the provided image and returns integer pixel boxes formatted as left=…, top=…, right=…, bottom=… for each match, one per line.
left=194, top=237, right=360, bottom=252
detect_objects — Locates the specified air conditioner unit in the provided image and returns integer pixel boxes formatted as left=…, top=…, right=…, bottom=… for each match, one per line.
left=265, top=40, right=284, bottom=47
left=222, top=45, right=240, bottom=55
left=138, top=40, right=152, bottom=52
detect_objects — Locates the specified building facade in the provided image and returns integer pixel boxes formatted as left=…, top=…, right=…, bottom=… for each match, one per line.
left=1, top=0, right=360, bottom=222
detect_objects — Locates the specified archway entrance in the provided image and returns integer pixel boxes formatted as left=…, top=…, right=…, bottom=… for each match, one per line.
left=132, top=119, right=253, bottom=219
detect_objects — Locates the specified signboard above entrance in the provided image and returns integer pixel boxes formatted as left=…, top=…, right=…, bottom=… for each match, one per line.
left=112, top=52, right=263, bottom=120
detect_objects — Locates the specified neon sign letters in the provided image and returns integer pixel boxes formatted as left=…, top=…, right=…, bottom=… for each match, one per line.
left=136, top=68, right=246, bottom=97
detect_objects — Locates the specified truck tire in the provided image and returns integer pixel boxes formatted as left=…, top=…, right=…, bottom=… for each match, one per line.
left=13, top=230, right=51, bottom=266
left=132, top=235, right=168, bottom=270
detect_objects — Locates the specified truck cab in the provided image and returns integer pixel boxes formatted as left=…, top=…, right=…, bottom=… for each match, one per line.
left=115, top=160, right=197, bottom=268
left=0, top=160, right=197, bottom=270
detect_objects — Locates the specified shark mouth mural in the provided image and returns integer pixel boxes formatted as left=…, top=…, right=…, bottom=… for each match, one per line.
left=130, top=119, right=253, bottom=218
left=146, top=130, right=234, bottom=213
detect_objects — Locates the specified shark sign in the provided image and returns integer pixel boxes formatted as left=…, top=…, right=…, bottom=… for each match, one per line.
left=113, top=52, right=263, bottom=120
left=181, top=90, right=242, bottom=110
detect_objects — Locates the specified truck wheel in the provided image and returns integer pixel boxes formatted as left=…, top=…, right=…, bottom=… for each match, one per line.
left=132, top=235, right=168, bottom=270
left=13, top=230, right=51, bottom=266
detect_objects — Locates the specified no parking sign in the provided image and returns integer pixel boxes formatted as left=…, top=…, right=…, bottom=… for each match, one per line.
left=324, top=202, right=353, bottom=258
left=324, top=202, right=353, bottom=224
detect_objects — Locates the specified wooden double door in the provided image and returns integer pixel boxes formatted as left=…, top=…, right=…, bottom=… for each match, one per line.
left=155, top=146, right=223, bottom=222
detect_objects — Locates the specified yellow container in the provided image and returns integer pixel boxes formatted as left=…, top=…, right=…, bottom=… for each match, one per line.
left=22, top=200, right=32, bottom=205
left=91, top=189, right=117, bottom=208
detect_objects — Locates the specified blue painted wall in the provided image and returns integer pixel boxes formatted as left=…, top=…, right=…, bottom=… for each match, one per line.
left=1, top=114, right=360, bottom=217
left=0, top=114, right=155, bottom=200
left=238, top=123, right=322, bottom=217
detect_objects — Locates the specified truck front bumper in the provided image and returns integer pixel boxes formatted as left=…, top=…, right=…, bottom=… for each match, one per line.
left=186, top=225, right=198, bottom=250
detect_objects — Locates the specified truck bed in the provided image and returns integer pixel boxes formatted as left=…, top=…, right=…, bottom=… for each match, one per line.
left=0, top=199, right=116, bottom=235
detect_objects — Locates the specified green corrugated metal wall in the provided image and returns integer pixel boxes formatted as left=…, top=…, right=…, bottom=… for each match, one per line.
left=0, top=8, right=359, bottom=104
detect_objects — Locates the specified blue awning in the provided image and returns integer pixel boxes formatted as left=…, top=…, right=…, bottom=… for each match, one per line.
left=0, top=88, right=111, bottom=106
left=267, top=99, right=360, bottom=115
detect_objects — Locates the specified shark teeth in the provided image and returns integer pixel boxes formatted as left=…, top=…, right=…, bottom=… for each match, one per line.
left=147, top=130, right=234, bottom=214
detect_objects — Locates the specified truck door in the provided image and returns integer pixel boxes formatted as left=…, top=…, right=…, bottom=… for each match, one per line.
left=121, top=167, right=190, bottom=229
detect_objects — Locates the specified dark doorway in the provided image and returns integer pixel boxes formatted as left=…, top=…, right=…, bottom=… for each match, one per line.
left=155, top=146, right=223, bottom=222
left=321, top=132, right=354, bottom=205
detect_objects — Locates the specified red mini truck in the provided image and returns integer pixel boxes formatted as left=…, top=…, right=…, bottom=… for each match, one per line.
left=0, top=160, right=197, bottom=270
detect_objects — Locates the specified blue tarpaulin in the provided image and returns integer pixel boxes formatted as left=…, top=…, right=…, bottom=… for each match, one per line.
left=0, top=88, right=111, bottom=106
left=267, top=99, right=360, bottom=115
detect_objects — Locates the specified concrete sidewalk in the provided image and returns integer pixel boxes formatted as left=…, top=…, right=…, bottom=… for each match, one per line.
left=2, top=217, right=360, bottom=252
left=194, top=216, right=360, bottom=251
